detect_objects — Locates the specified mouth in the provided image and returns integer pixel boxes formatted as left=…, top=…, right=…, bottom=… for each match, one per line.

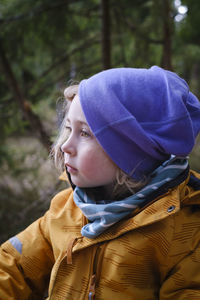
left=65, top=163, right=78, bottom=174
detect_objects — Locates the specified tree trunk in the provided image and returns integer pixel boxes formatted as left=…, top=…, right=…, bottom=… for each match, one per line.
left=101, top=0, right=111, bottom=69
left=0, top=39, right=51, bottom=152
left=161, top=0, right=173, bottom=70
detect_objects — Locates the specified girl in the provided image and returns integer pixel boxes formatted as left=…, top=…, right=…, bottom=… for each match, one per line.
left=1, top=66, right=200, bottom=300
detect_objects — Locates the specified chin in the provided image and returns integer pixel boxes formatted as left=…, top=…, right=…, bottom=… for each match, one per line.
left=70, top=179, right=89, bottom=188
left=71, top=175, right=111, bottom=189
left=72, top=180, right=100, bottom=189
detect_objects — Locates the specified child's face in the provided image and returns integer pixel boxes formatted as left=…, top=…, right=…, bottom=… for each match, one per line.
left=61, top=95, right=118, bottom=188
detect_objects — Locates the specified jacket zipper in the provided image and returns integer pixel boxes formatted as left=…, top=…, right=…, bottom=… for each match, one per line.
left=88, top=273, right=96, bottom=300
left=88, top=243, right=105, bottom=299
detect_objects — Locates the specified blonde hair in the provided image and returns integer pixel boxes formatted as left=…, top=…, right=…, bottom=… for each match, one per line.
left=52, top=85, right=79, bottom=171
left=52, top=85, right=148, bottom=198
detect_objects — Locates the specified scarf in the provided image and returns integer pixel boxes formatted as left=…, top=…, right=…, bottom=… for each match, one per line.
left=73, top=156, right=189, bottom=238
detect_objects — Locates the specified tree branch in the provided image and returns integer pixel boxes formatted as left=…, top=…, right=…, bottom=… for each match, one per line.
left=0, top=39, right=51, bottom=152
left=0, top=0, right=76, bottom=24
left=101, top=0, right=111, bottom=69
left=28, top=36, right=100, bottom=99
left=113, top=5, right=163, bottom=45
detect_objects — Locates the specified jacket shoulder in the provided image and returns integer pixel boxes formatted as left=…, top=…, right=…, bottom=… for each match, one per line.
left=49, top=187, right=74, bottom=215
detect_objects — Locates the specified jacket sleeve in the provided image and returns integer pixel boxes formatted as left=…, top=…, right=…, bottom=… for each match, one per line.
left=159, top=205, right=200, bottom=300
left=159, top=242, right=200, bottom=299
left=0, top=211, right=54, bottom=300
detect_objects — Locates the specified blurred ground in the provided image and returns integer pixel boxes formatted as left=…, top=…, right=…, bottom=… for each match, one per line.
left=0, top=137, right=67, bottom=243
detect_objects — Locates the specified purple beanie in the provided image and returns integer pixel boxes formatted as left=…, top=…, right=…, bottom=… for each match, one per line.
left=78, top=66, right=200, bottom=180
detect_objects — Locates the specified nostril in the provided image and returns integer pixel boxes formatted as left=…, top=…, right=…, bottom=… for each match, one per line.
left=60, top=145, right=66, bottom=155
left=60, top=146, right=64, bottom=154
left=61, top=140, right=68, bottom=153
left=61, top=144, right=75, bottom=156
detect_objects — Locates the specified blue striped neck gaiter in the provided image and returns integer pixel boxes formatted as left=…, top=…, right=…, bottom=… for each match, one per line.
left=73, top=156, right=189, bottom=239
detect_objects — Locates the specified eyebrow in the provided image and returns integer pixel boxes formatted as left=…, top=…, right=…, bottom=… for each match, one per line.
left=66, top=118, right=89, bottom=127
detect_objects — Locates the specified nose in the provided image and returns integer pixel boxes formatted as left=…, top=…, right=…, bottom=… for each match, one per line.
left=61, top=137, right=76, bottom=156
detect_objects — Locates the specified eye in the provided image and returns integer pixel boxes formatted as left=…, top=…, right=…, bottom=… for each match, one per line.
left=80, top=129, right=91, bottom=137
left=65, top=126, right=71, bottom=133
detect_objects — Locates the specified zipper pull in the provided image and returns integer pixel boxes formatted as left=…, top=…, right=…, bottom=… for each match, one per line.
left=88, top=273, right=96, bottom=300
left=66, top=237, right=83, bottom=264
left=66, top=238, right=77, bottom=264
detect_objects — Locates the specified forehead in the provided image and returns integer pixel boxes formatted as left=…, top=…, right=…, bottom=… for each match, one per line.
left=67, top=95, right=87, bottom=123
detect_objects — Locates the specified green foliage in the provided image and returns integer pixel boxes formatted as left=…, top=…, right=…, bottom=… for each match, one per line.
left=180, top=0, right=200, bottom=43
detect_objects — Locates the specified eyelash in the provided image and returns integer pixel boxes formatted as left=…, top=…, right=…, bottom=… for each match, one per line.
left=65, top=126, right=71, bottom=133
left=65, top=126, right=91, bottom=138
left=80, top=129, right=90, bottom=137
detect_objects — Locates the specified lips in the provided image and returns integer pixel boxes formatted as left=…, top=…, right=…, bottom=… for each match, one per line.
left=65, top=163, right=77, bottom=174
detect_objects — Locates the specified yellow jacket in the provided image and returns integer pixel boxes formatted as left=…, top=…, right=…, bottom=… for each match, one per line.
left=1, top=171, right=200, bottom=300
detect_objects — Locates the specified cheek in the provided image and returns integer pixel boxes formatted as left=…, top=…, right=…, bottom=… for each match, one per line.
left=79, top=147, right=117, bottom=181
left=80, top=149, right=102, bottom=175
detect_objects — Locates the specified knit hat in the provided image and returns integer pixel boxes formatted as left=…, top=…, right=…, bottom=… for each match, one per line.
left=78, top=66, right=200, bottom=180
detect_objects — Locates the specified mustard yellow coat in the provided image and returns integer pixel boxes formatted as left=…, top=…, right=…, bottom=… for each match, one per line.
left=1, top=171, right=200, bottom=300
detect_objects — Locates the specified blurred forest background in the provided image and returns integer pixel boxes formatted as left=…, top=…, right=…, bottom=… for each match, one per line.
left=0, top=0, right=200, bottom=243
